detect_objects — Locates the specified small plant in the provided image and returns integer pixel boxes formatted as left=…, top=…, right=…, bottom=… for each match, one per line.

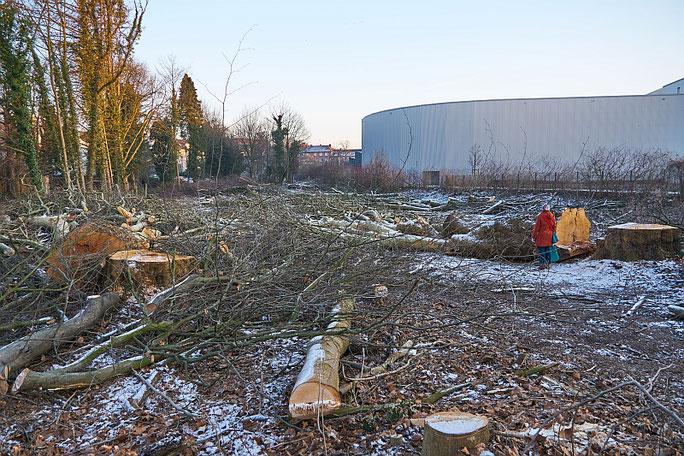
left=385, top=401, right=414, bottom=425
left=361, top=414, right=377, bottom=433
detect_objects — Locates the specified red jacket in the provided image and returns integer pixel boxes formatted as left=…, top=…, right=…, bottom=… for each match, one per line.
left=532, top=210, right=556, bottom=247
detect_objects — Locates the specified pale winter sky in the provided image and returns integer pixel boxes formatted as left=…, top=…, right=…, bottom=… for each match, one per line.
left=135, top=0, right=684, bottom=149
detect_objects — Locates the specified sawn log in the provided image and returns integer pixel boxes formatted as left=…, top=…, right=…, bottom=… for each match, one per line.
left=289, top=298, right=355, bottom=419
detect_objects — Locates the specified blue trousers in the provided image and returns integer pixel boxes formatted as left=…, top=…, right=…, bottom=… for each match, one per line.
left=537, top=246, right=551, bottom=265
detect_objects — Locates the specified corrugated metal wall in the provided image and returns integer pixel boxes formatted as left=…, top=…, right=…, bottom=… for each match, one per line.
left=361, top=94, right=684, bottom=172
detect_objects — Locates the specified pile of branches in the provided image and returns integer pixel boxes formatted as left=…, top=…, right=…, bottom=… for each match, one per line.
left=0, top=188, right=416, bottom=394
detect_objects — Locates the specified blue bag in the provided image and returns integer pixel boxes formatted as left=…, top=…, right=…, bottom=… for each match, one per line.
left=550, top=232, right=560, bottom=262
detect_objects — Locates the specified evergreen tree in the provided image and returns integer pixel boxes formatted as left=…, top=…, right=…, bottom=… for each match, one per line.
left=0, top=4, right=44, bottom=193
left=271, top=114, right=287, bottom=183
left=31, top=50, right=61, bottom=177
left=150, top=117, right=176, bottom=182
left=178, top=74, right=203, bottom=180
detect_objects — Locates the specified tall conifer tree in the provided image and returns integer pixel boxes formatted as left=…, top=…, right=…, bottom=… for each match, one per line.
left=178, top=74, right=203, bottom=180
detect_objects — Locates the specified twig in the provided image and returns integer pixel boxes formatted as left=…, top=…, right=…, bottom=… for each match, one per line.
left=523, top=380, right=684, bottom=453
left=131, top=371, right=198, bottom=418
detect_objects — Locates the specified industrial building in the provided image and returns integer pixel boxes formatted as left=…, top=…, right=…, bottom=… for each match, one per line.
left=361, top=79, right=684, bottom=173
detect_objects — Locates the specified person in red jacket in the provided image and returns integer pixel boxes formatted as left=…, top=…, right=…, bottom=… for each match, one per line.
left=531, top=204, right=556, bottom=268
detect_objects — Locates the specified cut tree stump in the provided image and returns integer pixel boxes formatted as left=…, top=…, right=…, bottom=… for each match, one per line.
left=422, top=411, right=490, bottom=455
left=105, top=250, right=196, bottom=295
left=593, top=223, right=681, bottom=261
left=289, top=298, right=354, bottom=419
left=47, top=222, right=149, bottom=282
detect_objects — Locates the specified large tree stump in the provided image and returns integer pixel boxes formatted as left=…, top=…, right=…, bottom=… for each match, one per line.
left=422, top=411, right=490, bottom=455
left=289, top=298, right=354, bottom=419
left=105, top=250, right=196, bottom=295
left=593, top=223, right=681, bottom=261
left=47, top=222, right=149, bottom=282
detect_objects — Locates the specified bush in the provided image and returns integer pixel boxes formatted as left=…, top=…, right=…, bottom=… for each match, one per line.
left=297, top=156, right=404, bottom=193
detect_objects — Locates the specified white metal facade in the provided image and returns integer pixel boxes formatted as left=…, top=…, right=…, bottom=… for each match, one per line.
left=361, top=92, right=684, bottom=172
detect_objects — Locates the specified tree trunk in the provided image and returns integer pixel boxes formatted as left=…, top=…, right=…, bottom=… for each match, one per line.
left=12, top=355, right=151, bottom=392
left=289, top=298, right=354, bottom=419
left=0, top=293, right=120, bottom=379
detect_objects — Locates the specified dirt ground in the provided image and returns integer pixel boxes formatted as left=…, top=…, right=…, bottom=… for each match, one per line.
left=0, top=187, right=682, bottom=455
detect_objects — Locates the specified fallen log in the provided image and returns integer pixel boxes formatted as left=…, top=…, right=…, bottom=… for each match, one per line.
left=314, top=219, right=450, bottom=254
left=55, top=321, right=171, bottom=373
left=289, top=298, right=355, bottom=419
left=143, top=273, right=234, bottom=315
left=422, top=411, right=490, bottom=455
left=0, top=293, right=121, bottom=379
left=482, top=199, right=503, bottom=214
left=12, top=355, right=152, bottom=392
left=555, top=240, right=596, bottom=261
left=27, top=215, right=69, bottom=241
left=117, top=206, right=135, bottom=224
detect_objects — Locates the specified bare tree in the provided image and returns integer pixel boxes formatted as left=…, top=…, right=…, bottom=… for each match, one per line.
left=270, top=103, right=309, bottom=183
left=468, top=144, right=483, bottom=177
left=233, top=107, right=269, bottom=179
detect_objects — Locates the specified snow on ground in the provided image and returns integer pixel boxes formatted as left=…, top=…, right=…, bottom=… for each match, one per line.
left=414, top=253, right=684, bottom=314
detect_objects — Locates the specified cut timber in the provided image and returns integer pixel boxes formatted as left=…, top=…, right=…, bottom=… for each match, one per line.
left=556, top=240, right=597, bottom=261
left=593, top=223, right=681, bottom=261
left=422, top=411, right=490, bottom=455
left=105, top=250, right=196, bottom=295
left=27, top=215, right=69, bottom=241
left=396, top=217, right=438, bottom=237
left=47, top=222, right=149, bottom=282
left=117, top=206, right=135, bottom=223
left=0, top=293, right=120, bottom=379
left=556, top=208, right=590, bottom=246
left=12, top=355, right=151, bottom=392
left=289, top=298, right=354, bottom=419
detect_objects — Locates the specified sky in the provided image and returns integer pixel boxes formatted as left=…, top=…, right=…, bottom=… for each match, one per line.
left=135, top=0, right=684, bottom=149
